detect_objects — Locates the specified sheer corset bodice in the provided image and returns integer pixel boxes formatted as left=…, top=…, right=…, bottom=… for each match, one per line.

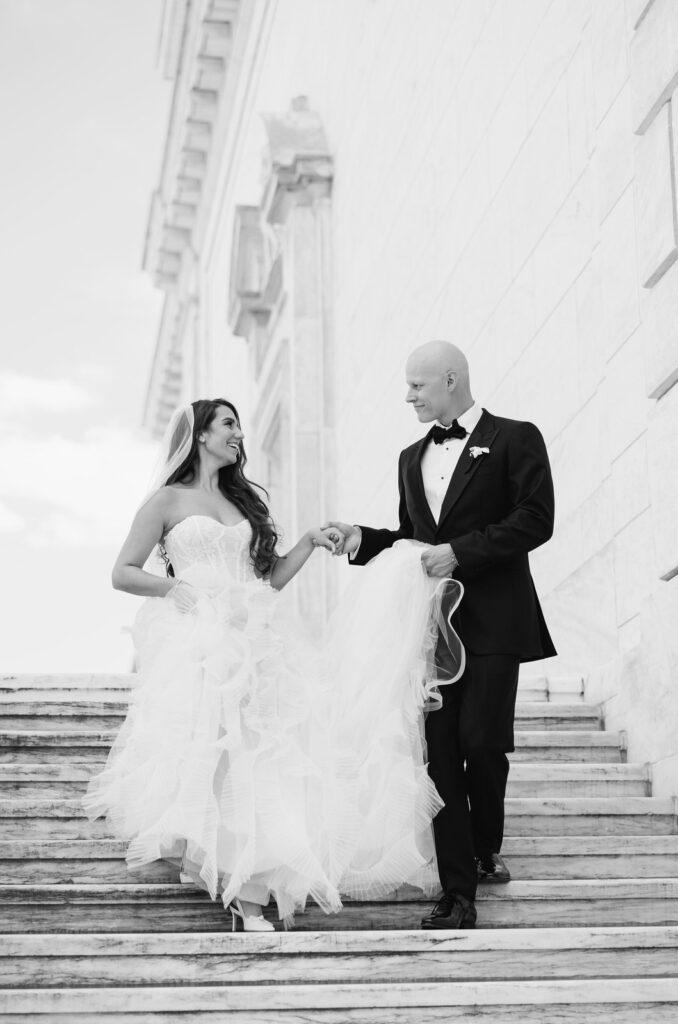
left=164, top=515, right=257, bottom=583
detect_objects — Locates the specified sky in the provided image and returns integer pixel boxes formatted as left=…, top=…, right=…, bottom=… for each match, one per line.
left=0, top=0, right=172, bottom=672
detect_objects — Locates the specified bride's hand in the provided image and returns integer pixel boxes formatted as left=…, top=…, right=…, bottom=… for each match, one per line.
left=169, top=579, right=198, bottom=612
left=307, top=527, right=340, bottom=554
left=322, top=521, right=360, bottom=556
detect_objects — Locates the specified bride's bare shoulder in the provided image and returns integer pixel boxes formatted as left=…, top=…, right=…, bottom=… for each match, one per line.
left=141, top=486, right=181, bottom=520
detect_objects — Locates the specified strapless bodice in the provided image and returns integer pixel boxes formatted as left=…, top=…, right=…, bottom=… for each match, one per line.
left=163, top=515, right=256, bottom=583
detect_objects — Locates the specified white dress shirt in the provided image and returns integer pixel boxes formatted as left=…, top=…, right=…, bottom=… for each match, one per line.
left=350, top=401, right=484, bottom=560
left=420, top=401, right=483, bottom=524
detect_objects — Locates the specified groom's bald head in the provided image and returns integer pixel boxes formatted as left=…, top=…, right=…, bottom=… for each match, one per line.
left=405, top=340, right=474, bottom=425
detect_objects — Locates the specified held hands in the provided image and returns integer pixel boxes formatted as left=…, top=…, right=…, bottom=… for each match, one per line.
left=321, top=521, right=361, bottom=556
left=307, top=526, right=343, bottom=554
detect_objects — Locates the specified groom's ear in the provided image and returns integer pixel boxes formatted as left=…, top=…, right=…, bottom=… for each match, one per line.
left=445, top=371, right=458, bottom=391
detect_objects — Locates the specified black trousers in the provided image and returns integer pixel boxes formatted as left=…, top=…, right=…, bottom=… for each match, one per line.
left=424, top=651, right=520, bottom=902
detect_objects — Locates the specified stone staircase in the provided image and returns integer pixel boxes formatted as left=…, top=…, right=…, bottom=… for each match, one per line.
left=0, top=672, right=677, bottom=1021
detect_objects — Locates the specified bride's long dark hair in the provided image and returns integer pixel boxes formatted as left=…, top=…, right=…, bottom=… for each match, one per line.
left=162, top=398, right=278, bottom=577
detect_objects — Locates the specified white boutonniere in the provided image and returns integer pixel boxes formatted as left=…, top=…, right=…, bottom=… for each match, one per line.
left=469, top=446, right=490, bottom=459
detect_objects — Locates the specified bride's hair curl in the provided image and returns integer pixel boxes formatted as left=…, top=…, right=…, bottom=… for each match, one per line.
left=162, top=397, right=278, bottom=577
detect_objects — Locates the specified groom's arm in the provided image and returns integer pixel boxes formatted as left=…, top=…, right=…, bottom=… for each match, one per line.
left=450, top=421, right=554, bottom=577
left=351, top=452, right=415, bottom=566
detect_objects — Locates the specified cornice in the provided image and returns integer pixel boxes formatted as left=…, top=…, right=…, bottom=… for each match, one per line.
left=143, top=0, right=241, bottom=291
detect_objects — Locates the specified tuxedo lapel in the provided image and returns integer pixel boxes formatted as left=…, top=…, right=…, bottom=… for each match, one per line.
left=437, top=410, right=499, bottom=530
left=409, top=438, right=439, bottom=533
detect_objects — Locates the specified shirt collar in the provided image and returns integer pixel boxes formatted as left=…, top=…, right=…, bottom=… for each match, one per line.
left=436, top=401, right=483, bottom=433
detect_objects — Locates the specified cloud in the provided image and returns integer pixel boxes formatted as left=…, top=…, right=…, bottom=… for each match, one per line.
left=0, top=500, right=25, bottom=534
left=0, top=371, right=95, bottom=415
left=0, top=425, right=157, bottom=547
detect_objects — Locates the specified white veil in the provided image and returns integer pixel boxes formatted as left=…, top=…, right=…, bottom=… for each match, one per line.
left=138, top=404, right=196, bottom=512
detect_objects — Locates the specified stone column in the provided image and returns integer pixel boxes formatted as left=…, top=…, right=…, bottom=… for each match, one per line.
left=228, top=98, right=336, bottom=630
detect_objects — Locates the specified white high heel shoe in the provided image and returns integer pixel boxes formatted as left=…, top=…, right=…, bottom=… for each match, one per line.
left=228, top=897, right=275, bottom=932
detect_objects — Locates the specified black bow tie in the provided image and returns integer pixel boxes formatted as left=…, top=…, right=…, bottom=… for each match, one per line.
left=429, top=421, right=467, bottom=444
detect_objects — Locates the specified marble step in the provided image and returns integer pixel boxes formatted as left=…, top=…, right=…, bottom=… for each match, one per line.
left=518, top=674, right=585, bottom=703
left=0, top=761, right=648, bottom=800
left=0, top=674, right=133, bottom=692
left=509, top=731, right=625, bottom=762
left=506, top=763, right=649, bottom=797
left=0, top=692, right=131, bottom=704
left=0, top=672, right=582, bottom=694
left=3, top=835, right=678, bottom=883
left=2, top=927, right=677, bottom=987
left=3, top=796, right=672, bottom=840
left=2, top=879, right=678, bottom=932
left=0, top=702, right=603, bottom=733
left=0, top=729, right=626, bottom=765
left=0, top=732, right=111, bottom=765
left=1, top=977, right=678, bottom=1022
left=0, top=764, right=105, bottom=799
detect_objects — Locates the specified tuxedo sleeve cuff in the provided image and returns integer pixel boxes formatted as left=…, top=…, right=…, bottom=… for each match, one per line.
left=348, top=526, right=363, bottom=561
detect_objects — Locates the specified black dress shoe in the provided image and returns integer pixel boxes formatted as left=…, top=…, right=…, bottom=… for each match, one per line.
left=477, top=853, right=511, bottom=883
left=421, top=892, right=477, bottom=930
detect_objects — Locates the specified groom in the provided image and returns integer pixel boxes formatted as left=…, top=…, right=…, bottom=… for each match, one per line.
left=328, top=340, right=556, bottom=929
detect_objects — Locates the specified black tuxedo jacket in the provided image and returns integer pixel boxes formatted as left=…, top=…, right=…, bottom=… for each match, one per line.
left=354, top=409, right=556, bottom=663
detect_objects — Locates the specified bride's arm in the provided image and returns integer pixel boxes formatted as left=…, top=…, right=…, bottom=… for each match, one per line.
left=269, top=528, right=338, bottom=591
left=112, top=491, right=177, bottom=598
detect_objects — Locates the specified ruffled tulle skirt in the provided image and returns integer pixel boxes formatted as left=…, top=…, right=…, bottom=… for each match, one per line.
left=84, top=541, right=463, bottom=922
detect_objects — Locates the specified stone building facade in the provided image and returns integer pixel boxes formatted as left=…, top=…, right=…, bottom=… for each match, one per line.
left=143, top=0, right=678, bottom=794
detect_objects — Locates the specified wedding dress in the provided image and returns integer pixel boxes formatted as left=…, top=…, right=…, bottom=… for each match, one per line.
left=84, top=515, right=463, bottom=923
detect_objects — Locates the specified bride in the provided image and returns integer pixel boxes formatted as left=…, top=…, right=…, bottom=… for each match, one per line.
left=84, top=397, right=464, bottom=929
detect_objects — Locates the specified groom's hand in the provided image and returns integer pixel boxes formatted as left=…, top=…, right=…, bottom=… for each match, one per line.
left=421, top=544, right=458, bottom=577
left=322, top=521, right=361, bottom=556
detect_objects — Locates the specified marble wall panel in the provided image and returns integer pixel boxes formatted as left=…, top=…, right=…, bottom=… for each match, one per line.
left=646, top=379, right=678, bottom=580
left=634, top=100, right=678, bottom=287
left=629, top=0, right=678, bottom=131
left=618, top=614, right=642, bottom=653
left=498, top=0, right=554, bottom=77
left=652, top=752, right=678, bottom=799
left=565, top=28, right=595, bottom=181
left=531, top=479, right=614, bottom=595
left=523, top=0, right=589, bottom=126
left=575, top=254, right=606, bottom=405
left=590, top=0, right=630, bottom=126
left=625, top=0, right=654, bottom=32
left=533, top=168, right=596, bottom=330
left=456, top=10, right=512, bottom=164
left=610, top=433, right=651, bottom=535
left=505, top=80, right=573, bottom=277
left=539, top=546, right=620, bottom=675
left=548, top=396, right=608, bottom=523
left=628, top=581, right=678, bottom=770
left=490, top=287, right=579, bottom=439
left=531, top=506, right=584, bottom=595
left=459, top=199, right=513, bottom=347
left=612, top=507, right=657, bottom=624
left=594, top=83, right=635, bottom=223
left=579, top=477, right=616, bottom=565
left=482, top=258, right=537, bottom=396
left=599, top=186, right=641, bottom=357
left=488, top=65, right=528, bottom=196
left=600, top=329, right=654, bottom=461
left=639, top=256, right=678, bottom=399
